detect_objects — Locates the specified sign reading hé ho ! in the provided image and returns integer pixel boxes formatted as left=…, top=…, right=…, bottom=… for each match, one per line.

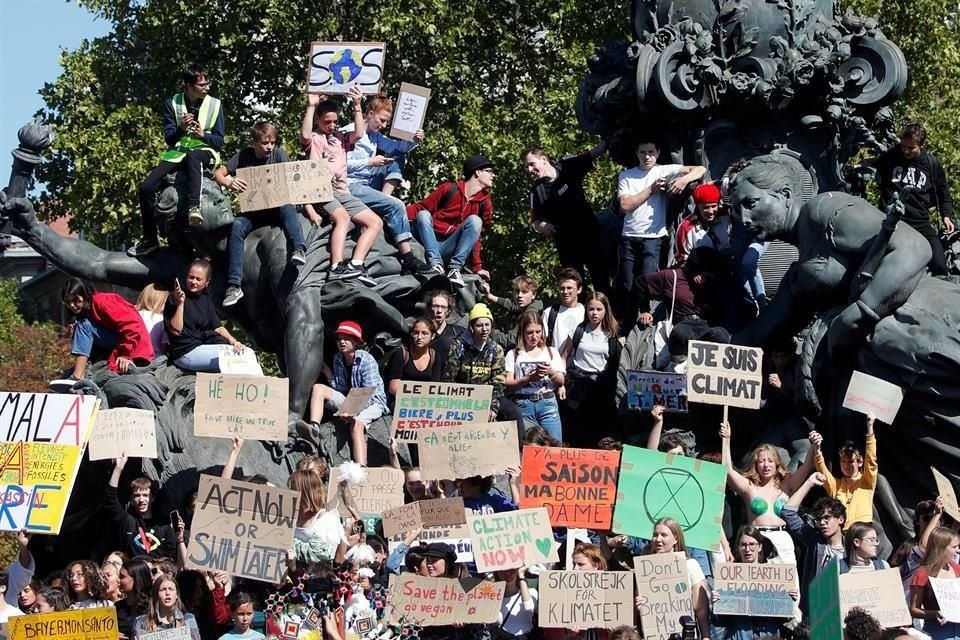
left=193, top=373, right=289, bottom=442
left=686, top=341, right=763, bottom=409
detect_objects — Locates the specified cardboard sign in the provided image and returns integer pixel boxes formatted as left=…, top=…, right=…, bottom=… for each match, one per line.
left=467, top=507, right=558, bottom=573
left=0, top=392, right=99, bottom=446
left=387, top=574, right=504, bottom=625
left=382, top=502, right=424, bottom=539
left=7, top=606, right=118, bottom=640
left=839, top=568, right=911, bottom=628
left=389, top=83, right=431, bottom=141
left=519, top=445, right=619, bottom=528
left=306, top=41, right=386, bottom=95
left=382, top=498, right=467, bottom=537
left=612, top=445, right=726, bottom=551
left=139, top=627, right=193, bottom=640
left=809, top=560, right=842, bottom=640
left=217, top=345, right=264, bottom=376
left=186, top=475, right=299, bottom=583
left=388, top=522, right=475, bottom=563
left=713, top=563, right=796, bottom=617
left=627, top=370, right=688, bottom=412
left=328, top=466, right=404, bottom=517
left=418, top=421, right=520, bottom=479
left=539, top=570, right=634, bottom=629
left=0, top=441, right=84, bottom=533
left=88, top=408, right=157, bottom=460
left=634, top=552, right=691, bottom=640
left=933, top=467, right=960, bottom=521
left=931, top=576, right=960, bottom=623
left=686, top=341, right=763, bottom=409
left=392, top=381, right=493, bottom=443
left=842, top=370, right=903, bottom=424
left=336, top=387, right=376, bottom=417
left=193, top=373, right=289, bottom=442
left=236, top=160, right=333, bottom=212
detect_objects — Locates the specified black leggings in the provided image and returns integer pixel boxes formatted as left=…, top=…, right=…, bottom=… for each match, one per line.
left=908, top=220, right=948, bottom=276
left=138, top=149, right=213, bottom=241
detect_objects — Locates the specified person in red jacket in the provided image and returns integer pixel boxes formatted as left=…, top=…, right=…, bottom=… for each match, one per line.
left=406, top=154, right=495, bottom=288
left=60, top=278, right=154, bottom=380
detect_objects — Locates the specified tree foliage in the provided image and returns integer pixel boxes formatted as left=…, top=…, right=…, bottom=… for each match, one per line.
left=36, top=0, right=628, bottom=293
left=0, top=280, right=72, bottom=392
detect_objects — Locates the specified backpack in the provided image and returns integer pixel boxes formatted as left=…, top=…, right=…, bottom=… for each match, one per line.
left=544, top=303, right=562, bottom=346
left=566, top=321, right=620, bottom=379
left=436, top=181, right=489, bottom=221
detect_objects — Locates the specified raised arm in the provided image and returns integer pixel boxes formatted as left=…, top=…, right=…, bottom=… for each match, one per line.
left=812, top=430, right=838, bottom=496
left=300, top=94, right=321, bottom=146
left=863, top=414, right=878, bottom=488
left=720, top=421, right=752, bottom=495
left=221, top=436, right=243, bottom=479
left=786, top=472, right=826, bottom=508
left=782, top=431, right=820, bottom=495
left=920, top=496, right=944, bottom=552
left=645, top=405, right=665, bottom=450
left=346, top=86, right=365, bottom=145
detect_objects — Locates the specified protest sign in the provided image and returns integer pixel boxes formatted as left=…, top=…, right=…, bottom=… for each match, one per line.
left=383, top=498, right=468, bottom=538
left=193, top=373, right=288, bottom=442
left=839, top=568, right=910, bottom=627
left=686, top=341, right=763, bottom=409
left=392, top=381, right=493, bottom=443
left=389, top=83, right=431, bottom=141
left=236, top=160, right=333, bottom=212
left=612, top=445, right=726, bottom=551
left=88, top=408, right=157, bottom=461
left=520, top=445, right=619, bottom=528
left=809, top=560, right=842, bottom=640
left=626, top=370, right=688, bottom=412
left=933, top=467, right=960, bottom=521
left=388, top=521, right=474, bottom=563
left=713, top=563, right=796, bottom=617
left=139, top=627, right=193, bottom=640
left=7, top=606, right=117, bottom=640
left=217, top=345, right=264, bottom=376
left=539, top=570, right=634, bottom=629
left=931, top=577, right=960, bottom=623
left=336, top=387, right=375, bottom=417
left=468, top=507, right=558, bottom=573
left=382, top=502, right=423, bottom=539
left=842, top=370, right=903, bottom=424
left=0, top=392, right=98, bottom=446
left=418, top=421, right=520, bottom=479
left=0, top=441, right=84, bottom=533
left=329, top=466, right=405, bottom=517
left=306, top=42, right=386, bottom=95
left=634, top=552, right=691, bottom=640
left=387, top=574, right=504, bottom=625
left=186, top=475, right=298, bottom=583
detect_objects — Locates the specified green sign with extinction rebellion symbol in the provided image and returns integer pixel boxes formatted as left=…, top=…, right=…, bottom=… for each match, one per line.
left=612, top=445, right=727, bottom=552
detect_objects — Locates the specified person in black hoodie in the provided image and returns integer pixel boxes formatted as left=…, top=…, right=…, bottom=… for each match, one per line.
left=105, top=453, right=177, bottom=560
left=874, top=122, right=955, bottom=275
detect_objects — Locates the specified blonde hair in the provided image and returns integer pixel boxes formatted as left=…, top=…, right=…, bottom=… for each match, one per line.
left=296, top=455, right=329, bottom=482
left=743, top=444, right=789, bottom=488
left=288, top=469, right=327, bottom=521
left=136, top=284, right=167, bottom=314
left=922, top=526, right=959, bottom=574
left=641, top=517, right=688, bottom=555
left=515, top=310, right=546, bottom=351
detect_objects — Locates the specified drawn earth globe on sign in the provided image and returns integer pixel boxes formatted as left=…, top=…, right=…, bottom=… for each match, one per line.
left=329, top=49, right=364, bottom=84
left=642, top=467, right=705, bottom=531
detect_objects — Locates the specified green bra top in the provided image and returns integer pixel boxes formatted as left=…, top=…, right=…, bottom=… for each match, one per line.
left=751, top=495, right=788, bottom=517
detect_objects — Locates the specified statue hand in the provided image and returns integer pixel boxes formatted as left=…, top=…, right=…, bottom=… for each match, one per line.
left=0, top=196, right=40, bottom=232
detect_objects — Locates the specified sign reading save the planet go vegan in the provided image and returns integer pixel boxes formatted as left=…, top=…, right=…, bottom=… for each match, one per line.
left=306, top=42, right=386, bottom=95
left=612, top=445, right=726, bottom=551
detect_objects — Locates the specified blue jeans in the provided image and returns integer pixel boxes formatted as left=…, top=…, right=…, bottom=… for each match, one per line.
left=349, top=182, right=412, bottom=243
left=731, top=221, right=768, bottom=300
left=174, top=344, right=221, bottom=372
left=515, top=396, right=562, bottom=442
left=413, top=212, right=482, bottom=269
left=71, top=318, right=116, bottom=357
left=228, top=206, right=306, bottom=286
left=617, top=236, right=663, bottom=317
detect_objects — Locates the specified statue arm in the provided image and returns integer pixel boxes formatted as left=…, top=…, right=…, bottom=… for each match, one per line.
left=852, top=224, right=929, bottom=319
left=1, top=196, right=182, bottom=289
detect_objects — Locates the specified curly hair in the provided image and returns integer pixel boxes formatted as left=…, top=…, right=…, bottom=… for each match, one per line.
left=65, top=560, right=108, bottom=602
left=843, top=606, right=883, bottom=640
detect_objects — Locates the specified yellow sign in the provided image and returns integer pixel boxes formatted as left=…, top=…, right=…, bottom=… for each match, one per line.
left=8, top=606, right=118, bottom=640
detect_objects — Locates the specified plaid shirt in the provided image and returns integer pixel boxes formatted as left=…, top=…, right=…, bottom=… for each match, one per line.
left=332, top=349, right=388, bottom=414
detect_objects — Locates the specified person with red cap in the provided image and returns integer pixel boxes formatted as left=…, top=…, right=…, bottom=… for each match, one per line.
left=297, top=320, right=387, bottom=465
left=674, top=182, right=730, bottom=266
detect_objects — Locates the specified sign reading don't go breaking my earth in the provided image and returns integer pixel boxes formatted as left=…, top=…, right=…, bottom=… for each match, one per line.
left=392, top=381, right=493, bottom=443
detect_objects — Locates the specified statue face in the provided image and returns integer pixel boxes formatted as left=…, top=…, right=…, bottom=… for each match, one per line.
left=730, top=181, right=789, bottom=241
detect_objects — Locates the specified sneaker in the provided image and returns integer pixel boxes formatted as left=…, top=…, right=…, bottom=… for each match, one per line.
left=291, top=248, right=307, bottom=265
left=126, top=239, right=159, bottom=257
left=356, top=265, right=377, bottom=287
left=447, top=268, right=465, bottom=288
left=328, top=262, right=346, bottom=280
left=188, top=206, right=203, bottom=227
left=338, top=262, right=363, bottom=281
left=223, top=285, right=244, bottom=307
left=427, top=262, right=445, bottom=277
left=295, top=420, right=321, bottom=447
left=49, top=376, right=79, bottom=392
left=400, top=252, right=430, bottom=275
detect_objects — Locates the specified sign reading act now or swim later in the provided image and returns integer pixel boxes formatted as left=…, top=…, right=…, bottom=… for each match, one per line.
left=686, top=341, right=763, bottom=409
left=193, top=373, right=289, bottom=442
left=186, top=475, right=299, bottom=583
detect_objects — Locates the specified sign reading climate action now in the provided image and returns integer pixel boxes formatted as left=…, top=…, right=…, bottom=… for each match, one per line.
left=686, top=341, right=763, bottom=409
left=392, top=381, right=492, bottom=443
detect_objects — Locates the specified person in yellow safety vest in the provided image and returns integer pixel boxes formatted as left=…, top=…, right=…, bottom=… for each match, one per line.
left=128, top=63, right=225, bottom=257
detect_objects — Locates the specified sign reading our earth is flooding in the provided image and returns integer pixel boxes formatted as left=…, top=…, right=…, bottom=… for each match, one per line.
left=306, top=42, right=386, bottom=95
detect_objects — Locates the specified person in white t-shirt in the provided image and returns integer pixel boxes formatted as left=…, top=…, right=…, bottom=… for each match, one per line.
left=542, top=268, right=585, bottom=350
left=616, top=138, right=706, bottom=319
left=505, top=311, right=566, bottom=442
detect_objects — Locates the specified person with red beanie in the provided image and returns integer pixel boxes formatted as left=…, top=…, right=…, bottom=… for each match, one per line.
left=674, top=182, right=731, bottom=265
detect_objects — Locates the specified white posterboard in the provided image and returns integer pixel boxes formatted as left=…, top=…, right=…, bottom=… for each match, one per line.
left=842, top=370, right=903, bottom=424
left=306, top=41, right=386, bottom=95
left=389, top=83, right=431, bottom=141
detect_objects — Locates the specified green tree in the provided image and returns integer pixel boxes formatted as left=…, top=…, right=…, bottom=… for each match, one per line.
left=0, top=279, right=72, bottom=392
left=36, top=0, right=629, bottom=294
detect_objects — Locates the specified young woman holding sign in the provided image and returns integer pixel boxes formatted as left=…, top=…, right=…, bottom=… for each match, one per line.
left=133, top=574, right=201, bottom=639
left=635, top=518, right=711, bottom=640
left=543, top=544, right=610, bottom=640
left=910, top=526, right=960, bottom=639
left=841, top=522, right=889, bottom=572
